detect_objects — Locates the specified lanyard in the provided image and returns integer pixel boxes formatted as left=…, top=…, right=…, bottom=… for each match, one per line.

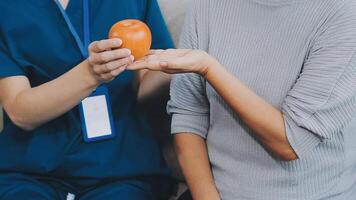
left=54, top=0, right=90, bottom=58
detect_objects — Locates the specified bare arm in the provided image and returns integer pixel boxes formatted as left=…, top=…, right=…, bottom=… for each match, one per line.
left=0, top=39, right=133, bottom=131
left=0, top=63, right=97, bottom=130
left=204, top=60, right=297, bottom=161
left=127, top=49, right=297, bottom=161
left=175, top=133, right=220, bottom=200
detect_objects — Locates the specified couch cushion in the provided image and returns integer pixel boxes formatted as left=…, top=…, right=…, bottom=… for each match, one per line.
left=158, top=0, right=190, bottom=45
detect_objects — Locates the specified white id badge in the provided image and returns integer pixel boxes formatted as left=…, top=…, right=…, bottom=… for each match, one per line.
left=79, top=86, right=116, bottom=142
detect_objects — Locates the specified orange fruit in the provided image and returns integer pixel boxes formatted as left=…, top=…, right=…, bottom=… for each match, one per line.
left=109, top=19, right=152, bottom=60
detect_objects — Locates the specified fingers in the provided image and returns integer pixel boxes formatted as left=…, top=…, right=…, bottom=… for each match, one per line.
left=127, top=49, right=185, bottom=71
left=89, top=39, right=122, bottom=53
left=127, top=58, right=184, bottom=74
left=126, top=56, right=162, bottom=71
left=94, top=64, right=128, bottom=83
left=148, top=49, right=164, bottom=55
left=93, top=55, right=134, bottom=74
left=148, top=49, right=192, bottom=62
left=89, top=48, right=131, bottom=64
left=110, top=65, right=127, bottom=76
left=87, top=39, right=134, bottom=83
left=126, top=54, right=196, bottom=74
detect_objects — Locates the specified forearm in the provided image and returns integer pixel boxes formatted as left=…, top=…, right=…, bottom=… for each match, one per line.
left=204, top=62, right=297, bottom=160
left=10, top=60, right=98, bottom=130
left=174, top=133, right=220, bottom=200
left=126, top=49, right=297, bottom=160
left=137, top=70, right=171, bottom=102
left=0, top=39, right=132, bottom=131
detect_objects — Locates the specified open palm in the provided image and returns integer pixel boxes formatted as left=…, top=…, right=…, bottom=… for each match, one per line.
left=127, top=49, right=214, bottom=75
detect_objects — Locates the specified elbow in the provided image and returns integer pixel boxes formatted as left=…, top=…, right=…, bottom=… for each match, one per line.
left=278, top=149, right=298, bottom=161
left=7, top=111, right=37, bottom=131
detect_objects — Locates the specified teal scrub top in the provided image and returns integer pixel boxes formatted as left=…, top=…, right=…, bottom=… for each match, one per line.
left=0, top=0, right=174, bottom=186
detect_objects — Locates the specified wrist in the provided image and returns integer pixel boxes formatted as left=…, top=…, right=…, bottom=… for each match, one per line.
left=201, top=57, right=222, bottom=80
left=196, top=190, right=221, bottom=200
left=191, top=183, right=221, bottom=200
left=79, top=60, right=100, bottom=89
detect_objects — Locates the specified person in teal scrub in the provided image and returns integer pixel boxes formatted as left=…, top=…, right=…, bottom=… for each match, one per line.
left=0, top=0, right=174, bottom=199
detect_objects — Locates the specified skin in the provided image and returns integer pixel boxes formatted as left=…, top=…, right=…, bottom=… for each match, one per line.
left=0, top=39, right=133, bottom=130
left=59, top=0, right=70, bottom=9
left=175, top=134, right=221, bottom=200
left=127, top=49, right=299, bottom=200
left=0, top=0, right=171, bottom=130
left=57, top=0, right=171, bottom=102
left=0, top=41, right=168, bottom=131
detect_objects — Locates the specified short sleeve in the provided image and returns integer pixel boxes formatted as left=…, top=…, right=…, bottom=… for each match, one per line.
left=0, top=39, right=25, bottom=78
left=144, top=0, right=174, bottom=49
left=282, top=2, right=356, bottom=158
left=167, top=1, right=210, bottom=139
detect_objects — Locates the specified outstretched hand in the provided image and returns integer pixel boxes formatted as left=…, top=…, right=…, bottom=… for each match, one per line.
left=126, top=49, right=218, bottom=76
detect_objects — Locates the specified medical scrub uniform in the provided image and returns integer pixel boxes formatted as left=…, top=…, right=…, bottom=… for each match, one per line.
left=0, top=0, right=174, bottom=199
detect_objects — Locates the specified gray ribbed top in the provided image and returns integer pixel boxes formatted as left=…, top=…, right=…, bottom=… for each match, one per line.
left=167, top=0, right=356, bottom=199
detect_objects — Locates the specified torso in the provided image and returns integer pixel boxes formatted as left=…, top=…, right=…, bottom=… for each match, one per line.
left=0, top=0, right=172, bottom=188
left=192, top=0, right=356, bottom=199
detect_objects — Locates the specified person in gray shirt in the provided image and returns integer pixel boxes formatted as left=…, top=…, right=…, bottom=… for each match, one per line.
left=128, top=0, right=356, bottom=199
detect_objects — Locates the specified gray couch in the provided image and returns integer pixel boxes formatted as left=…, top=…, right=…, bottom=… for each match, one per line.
left=158, top=0, right=190, bottom=45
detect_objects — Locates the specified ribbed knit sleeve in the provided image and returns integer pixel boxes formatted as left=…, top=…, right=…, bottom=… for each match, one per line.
left=167, top=0, right=210, bottom=139
left=282, top=1, right=356, bottom=158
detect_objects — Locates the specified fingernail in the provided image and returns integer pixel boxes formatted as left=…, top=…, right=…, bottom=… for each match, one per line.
left=126, top=49, right=132, bottom=55
left=113, top=39, right=121, bottom=46
left=130, top=55, right=135, bottom=61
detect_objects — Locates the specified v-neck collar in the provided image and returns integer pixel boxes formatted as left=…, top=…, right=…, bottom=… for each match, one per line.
left=53, top=0, right=87, bottom=59
left=64, top=0, right=73, bottom=11
left=57, top=0, right=71, bottom=11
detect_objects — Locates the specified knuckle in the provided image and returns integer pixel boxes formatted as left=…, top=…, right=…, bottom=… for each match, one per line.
left=100, top=74, right=109, bottom=80
left=90, top=53, right=100, bottom=63
left=162, top=63, right=169, bottom=70
left=116, top=59, right=124, bottom=67
left=88, top=55, right=95, bottom=64
left=162, top=60, right=172, bottom=68
left=104, top=63, right=111, bottom=71
left=98, top=53, right=107, bottom=62
left=93, top=66, right=101, bottom=74
left=97, top=40, right=106, bottom=51
left=114, top=60, right=123, bottom=68
left=88, top=41, right=97, bottom=51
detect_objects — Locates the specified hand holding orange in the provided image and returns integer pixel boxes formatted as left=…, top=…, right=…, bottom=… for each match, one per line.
left=109, top=19, right=152, bottom=60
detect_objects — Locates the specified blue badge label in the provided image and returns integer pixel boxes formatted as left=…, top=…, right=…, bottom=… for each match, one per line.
left=79, top=86, right=116, bottom=142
